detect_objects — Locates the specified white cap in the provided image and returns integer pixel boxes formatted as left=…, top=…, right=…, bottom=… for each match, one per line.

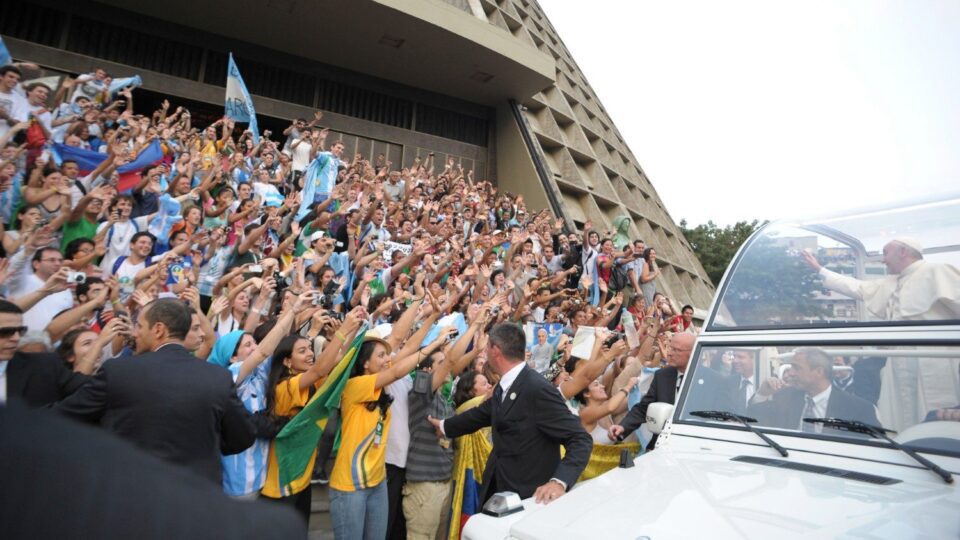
left=890, top=236, right=923, bottom=254
left=310, top=231, right=325, bottom=243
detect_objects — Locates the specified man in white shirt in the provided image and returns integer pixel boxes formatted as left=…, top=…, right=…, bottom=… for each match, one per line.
left=112, top=232, right=159, bottom=301
left=12, top=248, right=75, bottom=333
left=0, top=65, right=28, bottom=140
left=289, top=128, right=315, bottom=174
left=802, top=237, right=960, bottom=321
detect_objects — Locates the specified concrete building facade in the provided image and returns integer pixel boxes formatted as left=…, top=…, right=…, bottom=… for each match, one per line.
left=3, top=0, right=714, bottom=308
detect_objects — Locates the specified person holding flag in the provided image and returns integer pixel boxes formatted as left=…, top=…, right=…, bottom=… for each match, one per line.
left=225, top=54, right=259, bottom=145
left=295, top=138, right=345, bottom=224
left=326, top=322, right=458, bottom=540
left=259, top=305, right=368, bottom=521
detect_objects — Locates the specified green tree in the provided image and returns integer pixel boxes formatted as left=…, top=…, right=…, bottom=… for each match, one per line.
left=718, top=237, right=828, bottom=326
left=679, top=219, right=764, bottom=286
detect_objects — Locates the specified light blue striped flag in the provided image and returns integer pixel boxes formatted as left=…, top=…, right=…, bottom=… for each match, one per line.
left=108, top=75, right=142, bottom=97
left=225, top=53, right=260, bottom=145
left=0, top=36, right=11, bottom=67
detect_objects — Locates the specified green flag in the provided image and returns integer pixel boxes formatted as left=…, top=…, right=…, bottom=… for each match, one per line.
left=275, top=324, right=368, bottom=493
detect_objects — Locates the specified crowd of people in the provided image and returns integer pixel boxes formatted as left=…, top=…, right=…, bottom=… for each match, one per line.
left=0, top=60, right=705, bottom=540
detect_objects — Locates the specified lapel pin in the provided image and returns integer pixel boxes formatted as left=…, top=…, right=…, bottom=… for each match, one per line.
left=510, top=392, right=517, bottom=401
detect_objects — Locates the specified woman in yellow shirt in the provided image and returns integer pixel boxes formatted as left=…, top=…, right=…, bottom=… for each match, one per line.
left=329, top=327, right=455, bottom=540
left=260, top=307, right=365, bottom=523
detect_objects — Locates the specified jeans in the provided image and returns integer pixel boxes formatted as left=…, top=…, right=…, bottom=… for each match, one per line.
left=330, top=481, right=388, bottom=540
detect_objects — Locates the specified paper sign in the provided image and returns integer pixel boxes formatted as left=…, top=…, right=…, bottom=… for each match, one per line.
left=570, top=326, right=600, bottom=359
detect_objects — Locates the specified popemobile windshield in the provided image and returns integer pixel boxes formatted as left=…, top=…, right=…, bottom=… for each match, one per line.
left=463, top=194, right=960, bottom=540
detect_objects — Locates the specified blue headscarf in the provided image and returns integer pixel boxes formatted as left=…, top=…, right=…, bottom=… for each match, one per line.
left=207, top=330, right=245, bottom=368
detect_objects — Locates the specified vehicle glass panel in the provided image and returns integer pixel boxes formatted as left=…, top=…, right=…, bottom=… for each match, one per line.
left=709, top=198, right=960, bottom=329
left=677, top=345, right=960, bottom=456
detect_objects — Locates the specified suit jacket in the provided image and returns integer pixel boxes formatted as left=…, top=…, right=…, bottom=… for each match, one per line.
left=6, top=352, right=89, bottom=408
left=443, top=365, right=592, bottom=502
left=747, top=386, right=880, bottom=431
left=620, top=366, right=736, bottom=449
left=54, top=343, right=255, bottom=485
left=0, top=402, right=303, bottom=540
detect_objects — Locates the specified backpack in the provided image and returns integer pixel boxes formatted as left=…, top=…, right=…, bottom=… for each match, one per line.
left=608, top=263, right=630, bottom=292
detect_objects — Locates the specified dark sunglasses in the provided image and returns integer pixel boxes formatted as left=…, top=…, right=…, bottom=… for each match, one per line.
left=0, top=326, right=28, bottom=338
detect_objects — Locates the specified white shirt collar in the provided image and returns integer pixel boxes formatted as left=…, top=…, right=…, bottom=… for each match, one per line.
left=498, top=362, right=525, bottom=396
left=810, top=384, right=832, bottom=408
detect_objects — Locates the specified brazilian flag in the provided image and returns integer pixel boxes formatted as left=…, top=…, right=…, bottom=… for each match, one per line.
left=275, top=324, right=367, bottom=492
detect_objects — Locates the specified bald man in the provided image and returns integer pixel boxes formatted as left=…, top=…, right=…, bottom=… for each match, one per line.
left=802, top=238, right=960, bottom=321
left=609, top=333, right=733, bottom=450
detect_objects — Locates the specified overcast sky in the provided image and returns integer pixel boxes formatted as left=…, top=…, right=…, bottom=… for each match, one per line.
left=539, top=0, right=959, bottom=227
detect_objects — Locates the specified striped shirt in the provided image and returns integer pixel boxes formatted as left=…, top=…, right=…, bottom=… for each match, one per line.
left=221, top=359, right=272, bottom=496
left=405, top=371, right=455, bottom=482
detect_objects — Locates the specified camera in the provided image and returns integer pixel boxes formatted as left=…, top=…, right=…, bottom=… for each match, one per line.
left=327, top=310, right=345, bottom=322
left=603, top=332, right=625, bottom=348
left=273, top=270, right=291, bottom=288
left=66, top=271, right=86, bottom=284
left=248, top=264, right=263, bottom=274
left=315, top=281, right=339, bottom=309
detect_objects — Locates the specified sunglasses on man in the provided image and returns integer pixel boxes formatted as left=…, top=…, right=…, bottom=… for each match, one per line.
left=0, top=326, right=28, bottom=338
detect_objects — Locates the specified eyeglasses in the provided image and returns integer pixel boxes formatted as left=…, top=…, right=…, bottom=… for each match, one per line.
left=41, top=258, right=63, bottom=263
left=0, top=326, right=28, bottom=338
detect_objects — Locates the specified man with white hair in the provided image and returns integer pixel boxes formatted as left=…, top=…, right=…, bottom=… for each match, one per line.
left=801, top=237, right=960, bottom=321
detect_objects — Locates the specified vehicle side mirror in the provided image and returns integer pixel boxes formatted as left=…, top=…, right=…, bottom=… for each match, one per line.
left=646, top=402, right=675, bottom=434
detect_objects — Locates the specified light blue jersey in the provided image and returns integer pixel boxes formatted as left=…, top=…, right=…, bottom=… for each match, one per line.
left=221, top=358, right=272, bottom=496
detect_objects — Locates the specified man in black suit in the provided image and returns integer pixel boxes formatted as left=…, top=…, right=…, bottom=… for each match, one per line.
left=609, top=332, right=690, bottom=449
left=0, top=300, right=88, bottom=407
left=748, top=347, right=879, bottom=432
left=1, top=402, right=304, bottom=540
left=608, top=332, right=733, bottom=449
left=54, top=298, right=255, bottom=485
left=428, top=323, right=592, bottom=505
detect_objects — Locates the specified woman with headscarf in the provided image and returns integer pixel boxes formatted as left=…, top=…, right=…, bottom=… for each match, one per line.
left=208, top=291, right=311, bottom=499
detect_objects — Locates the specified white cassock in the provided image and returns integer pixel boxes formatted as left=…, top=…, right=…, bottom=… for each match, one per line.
left=819, top=260, right=960, bottom=431
left=818, top=260, right=960, bottom=321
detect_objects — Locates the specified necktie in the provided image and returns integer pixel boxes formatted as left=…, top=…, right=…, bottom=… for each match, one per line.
left=675, top=373, right=684, bottom=398
left=740, top=378, right=750, bottom=409
left=801, top=396, right=817, bottom=432
left=493, top=384, right=504, bottom=403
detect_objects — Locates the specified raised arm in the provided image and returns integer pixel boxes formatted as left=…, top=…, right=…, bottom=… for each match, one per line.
left=299, top=305, right=367, bottom=390
left=236, top=290, right=315, bottom=384
left=376, top=326, right=454, bottom=390
left=579, top=377, right=638, bottom=425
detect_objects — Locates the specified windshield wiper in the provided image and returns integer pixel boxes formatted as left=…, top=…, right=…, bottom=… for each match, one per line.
left=690, top=410, right=789, bottom=457
left=803, top=418, right=954, bottom=484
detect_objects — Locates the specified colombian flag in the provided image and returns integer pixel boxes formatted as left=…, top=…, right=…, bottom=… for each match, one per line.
left=275, top=324, right=368, bottom=493
left=51, top=140, right=164, bottom=192
left=448, top=395, right=492, bottom=540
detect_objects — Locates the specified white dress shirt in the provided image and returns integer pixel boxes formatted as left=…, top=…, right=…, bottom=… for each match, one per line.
left=0, top=360, right=8, bottom=404
left=803, top=386, right=832, bottom=433
left=497, top=362, right=526, bottom=401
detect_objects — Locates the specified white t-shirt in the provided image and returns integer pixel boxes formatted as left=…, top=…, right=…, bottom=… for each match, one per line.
left=0, top=89, right=28, bottom=140
left=290, top=138, right=313, bottom=173
left=16, top=274, right=74, bottom=333
left=385, top=375, right=414, bottom=468
left=113, top=255, right=155, bottom=302
left=97, top=217, right=151, bottom=273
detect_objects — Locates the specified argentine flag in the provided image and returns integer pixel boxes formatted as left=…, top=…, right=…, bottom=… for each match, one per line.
left=225, top=53, right=260, bottom=145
